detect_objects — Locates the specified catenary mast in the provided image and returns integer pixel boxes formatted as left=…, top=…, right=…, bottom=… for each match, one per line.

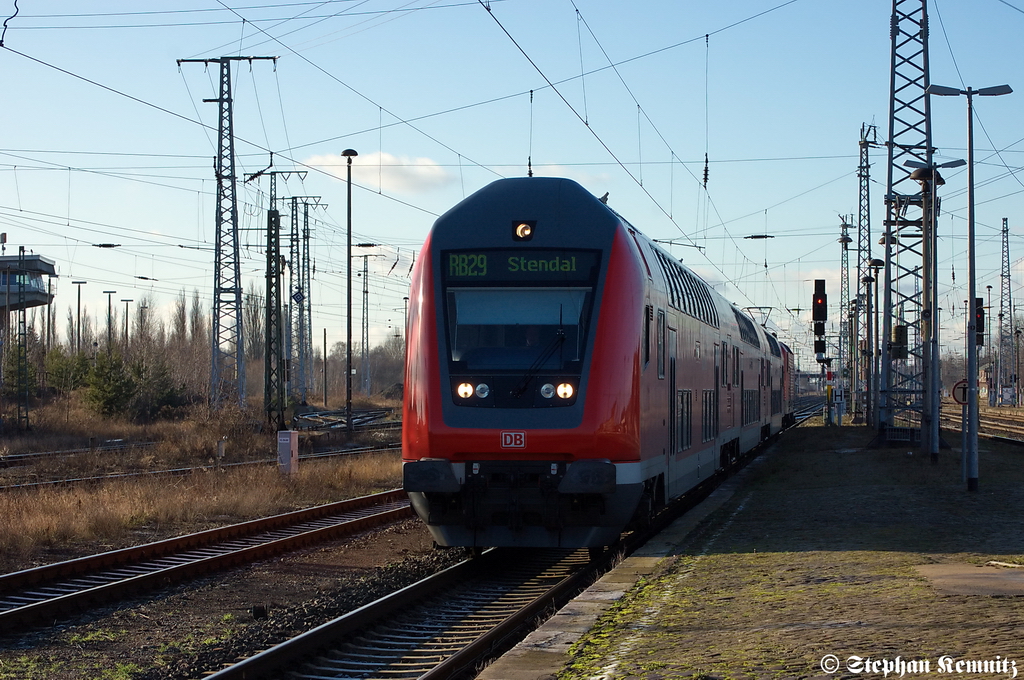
left=879, top=0, right=936, bottom=450
left=178, top=56, right=277, bottom=407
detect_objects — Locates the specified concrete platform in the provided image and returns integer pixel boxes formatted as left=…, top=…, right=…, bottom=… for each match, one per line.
left=477, top=424, right=1024, bottom=679
left=477, top=445, right=771, bottom=680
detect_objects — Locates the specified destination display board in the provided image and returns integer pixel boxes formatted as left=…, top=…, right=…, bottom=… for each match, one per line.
left=442, top=249, right=600, bottom=283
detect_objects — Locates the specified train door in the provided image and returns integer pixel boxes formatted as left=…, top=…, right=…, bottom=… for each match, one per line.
left=669, top=328, right=677, bottom=454
left=714, top=343, right=721, bottom=441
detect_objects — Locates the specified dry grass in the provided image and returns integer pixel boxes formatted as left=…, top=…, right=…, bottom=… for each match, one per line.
left=0, top=392, right=405, bottom=573
left=0, top=430, right=401, bottom=573
left=0, top=452, right=403, bottom=572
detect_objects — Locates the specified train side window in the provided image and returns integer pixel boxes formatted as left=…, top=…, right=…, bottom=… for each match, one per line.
left=722, top=341, right=729, bottom=386
left=678, top=389, right=692, bottom=452
left=643, top=304, right=652, bottom=368
left=733, top=346, right=740, bottom=383
left=657, top=309, right=665, bottom=379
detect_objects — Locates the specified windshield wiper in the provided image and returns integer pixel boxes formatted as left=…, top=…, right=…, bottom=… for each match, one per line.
left=510, top=329, right=565, bottom=398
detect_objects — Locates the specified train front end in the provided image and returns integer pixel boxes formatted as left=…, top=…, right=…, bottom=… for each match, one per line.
left=403, top=177, right=645, bottom=549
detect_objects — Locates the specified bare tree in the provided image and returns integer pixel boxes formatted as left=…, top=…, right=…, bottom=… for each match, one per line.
left=243, top=280, right=264, bottom=360
left=189, top=290, right=206, bottom=346
left=170, top=290, right=187, bottom=349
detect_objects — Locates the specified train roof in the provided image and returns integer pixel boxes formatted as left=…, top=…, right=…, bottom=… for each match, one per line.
left=430, top=177, right=621, bottom=250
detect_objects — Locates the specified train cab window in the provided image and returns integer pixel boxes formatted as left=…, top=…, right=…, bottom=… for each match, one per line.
left=657, top=309, right=665, bottom=379
left=446, top=287, right=592, bottom=371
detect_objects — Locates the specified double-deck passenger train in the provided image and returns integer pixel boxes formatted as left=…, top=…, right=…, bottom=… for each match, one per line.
left=402, top=177, right=795, bottom=549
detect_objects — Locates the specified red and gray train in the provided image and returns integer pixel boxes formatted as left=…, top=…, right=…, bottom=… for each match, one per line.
left=402, top=177, right=795, bottom=550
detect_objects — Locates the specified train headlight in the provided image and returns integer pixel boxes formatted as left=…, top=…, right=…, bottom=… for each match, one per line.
left=475, top=383, right=490, bottom=398
left=540, top=383, right=555, bottom=399
left=556, top=383, right=575, bottom=399
left=457, top=382, right=474, bottom=399
left=512, top=220, right=536, bottom=241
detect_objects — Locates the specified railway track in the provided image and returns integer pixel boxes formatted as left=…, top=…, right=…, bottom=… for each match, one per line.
left=939, top=403, right=1024, bottom=442
left=206, top=546, right=595, bottom=680
left=200, top=410, right=812, bottom=680
left=0, top=442, right=403, bottom=492
left=0, top=490, right=412, bottom=632
left=0, top=439, right=158, bottom=467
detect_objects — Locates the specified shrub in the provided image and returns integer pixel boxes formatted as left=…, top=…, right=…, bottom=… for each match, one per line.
left=85, top=352, right=137, bottom=417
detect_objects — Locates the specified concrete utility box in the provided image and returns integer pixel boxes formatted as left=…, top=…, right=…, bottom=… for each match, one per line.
left=277, top=431, right=298, bottom=476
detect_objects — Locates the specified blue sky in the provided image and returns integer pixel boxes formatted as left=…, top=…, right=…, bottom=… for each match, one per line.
left=2, top=0, right=1023, bottom=368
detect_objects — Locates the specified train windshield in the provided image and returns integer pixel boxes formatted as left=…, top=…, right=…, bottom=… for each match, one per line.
left=446, top=287, right=592, bottom=371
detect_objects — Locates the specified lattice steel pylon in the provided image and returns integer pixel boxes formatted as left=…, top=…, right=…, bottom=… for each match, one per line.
left=839, top=217, right=853, bottom=422
left=284, top=196, right=323, bottom=404
left=178, top=55, right=276, bottom=407
left=301, top=202, right=313, bottom=404
left=244, top=166, right=306, bottom=430
left=265, top=208, right=285, bottom=429
left=998, top=217, right=1015, bottom=405
left=879, top=0, right=936, bottom=445
left=856, top=124, right=878, bottom=424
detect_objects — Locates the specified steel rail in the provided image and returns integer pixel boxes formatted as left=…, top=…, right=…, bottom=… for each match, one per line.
left=0, top=489, right=411, bottom=631
left=202, top=410, right=804, bottom=680
left=0, top=443, right=403, bottom=492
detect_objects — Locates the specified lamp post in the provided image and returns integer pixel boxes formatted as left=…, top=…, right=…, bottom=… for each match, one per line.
left=867, top=258, right=884, bottom=429
left=121, top=299, right=133, bottom=351
left=929, top=82, right=1013, bottom=492
left=342, top=148, right=358, bottom=433
left=905, top=156, right=963, bottom=461
left=102, top=290, right=116, bottom=355
left=72, top=281, right=87, bottom=354
left=862, top=273, right=876, bottom=427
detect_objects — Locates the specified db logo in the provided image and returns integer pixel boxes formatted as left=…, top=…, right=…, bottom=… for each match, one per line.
left=500, top=431, right=526, bottom=448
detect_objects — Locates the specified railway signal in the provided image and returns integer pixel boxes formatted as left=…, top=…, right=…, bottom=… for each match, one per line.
left=975, top=297, right=985, bottom=346
left=812, top=280, right=827, bottom=321
left=813, top=280, right=827, bottom=361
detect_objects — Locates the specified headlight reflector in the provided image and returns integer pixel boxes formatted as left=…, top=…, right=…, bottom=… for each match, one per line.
left=540, top=383, right=555, bottom=399
left=475, top=383, right=490, bottom=399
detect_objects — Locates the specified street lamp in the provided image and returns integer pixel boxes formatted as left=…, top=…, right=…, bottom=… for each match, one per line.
left=928, top=82, right=1013, bottom=492
left=72, top=280, right=87, bottom=354
left=102, top=290, right=116, bottom=355
left=905, top=156, right=964, bottom=463
left=867, top=258, right=884, bottom=429
left=862, top=273, right=876, bottom=427
left=342, top=148, right=358, bottom=433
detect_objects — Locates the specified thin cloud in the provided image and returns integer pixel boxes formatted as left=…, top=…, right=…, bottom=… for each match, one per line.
left=306, top=151, right=454, bottom=194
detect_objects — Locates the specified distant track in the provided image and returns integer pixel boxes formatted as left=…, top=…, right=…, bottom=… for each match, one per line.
left=0, top=490, right=411, bottom=632
left=0, top=442, right=402, bottom=492
left=940, top=402, right=1024, bottom=444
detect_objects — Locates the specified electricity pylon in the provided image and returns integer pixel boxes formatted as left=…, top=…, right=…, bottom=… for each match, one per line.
left=178, top=55, right=276, bottom=407
left=856, top=124, right=878, bottom=424
left=245, top=166, right=305, bottom=430
left=282, top=196, right=323, bottom=404
left=998, top=218, right=1015, bottom=405
left=879, top=0, right=936, bottom=448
